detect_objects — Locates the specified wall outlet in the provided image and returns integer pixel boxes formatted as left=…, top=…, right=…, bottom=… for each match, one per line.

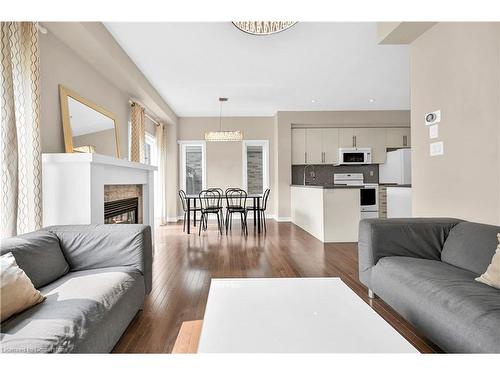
left=430, top=141, right=444, bottom=156
left=425, top=110, right=441, bottom=126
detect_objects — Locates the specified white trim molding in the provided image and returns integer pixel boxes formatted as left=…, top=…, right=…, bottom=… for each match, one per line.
left=242, top=140, right=269, bottom=194
left=276, top=217, right=292, bottom=222
left=178, top=140, right=207, bottom=194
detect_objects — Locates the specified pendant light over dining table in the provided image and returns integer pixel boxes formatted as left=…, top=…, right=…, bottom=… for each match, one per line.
left=205, top=98, right=243, bottom=142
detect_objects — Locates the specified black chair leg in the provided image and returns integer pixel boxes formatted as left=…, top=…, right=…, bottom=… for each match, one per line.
left=216, top=212, right=222, bottom=235
left=183, top=212, right=186, bottom=232
left=220, top=209, right=224, bottom=231
left=262, top=211, right=267, bottom=232
left=225, top=210, right=229, bottom=233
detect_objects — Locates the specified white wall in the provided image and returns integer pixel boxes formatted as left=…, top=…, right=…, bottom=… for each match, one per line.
left=410, top=23, right=500, bottom=224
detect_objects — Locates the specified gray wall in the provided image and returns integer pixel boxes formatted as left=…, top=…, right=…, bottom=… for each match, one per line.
left=39, top=31, right=131, bottom=158
left=178, top=116, right=275, bottom=216
left=411, top=23, right=500, bottom=225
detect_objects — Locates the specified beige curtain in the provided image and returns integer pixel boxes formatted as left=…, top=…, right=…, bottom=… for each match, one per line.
left=156, top=123, right=167, bottom=224
left=0, top=22, right=42, bottom=238
left=130, top=102, right=145, bottom=163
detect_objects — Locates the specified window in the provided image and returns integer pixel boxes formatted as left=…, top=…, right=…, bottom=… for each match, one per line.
left=144, top=133, right=156, bottom=166
left=179, top=141, right=206, bottom=195
left=242, top=140, right=269, bottom=195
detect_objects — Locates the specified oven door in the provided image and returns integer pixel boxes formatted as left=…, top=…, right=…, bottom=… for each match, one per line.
left=360, top=185, right=378, bottom=212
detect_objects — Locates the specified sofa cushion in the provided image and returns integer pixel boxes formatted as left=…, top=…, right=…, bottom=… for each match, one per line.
left=441, top=222, right=500, bottom=275
left=1, top=253, right=45, bottom=322
left=0, top=266, right=144, bottom=353
left=475, top=234, right=500, bottom=289
left=371, top=256, right=500, bottom=353
left=0, top=231, right=69, bottom=288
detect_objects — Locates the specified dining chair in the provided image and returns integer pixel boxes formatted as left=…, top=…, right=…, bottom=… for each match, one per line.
left=179, top=190, right=201, bottom=232
left=245, top=188, right=270, bottom=232
left=207, top=188, right=225, bottom=230
left=199, top=189, right=223, bottom=235
left=225, top=188, right=248, bottom=235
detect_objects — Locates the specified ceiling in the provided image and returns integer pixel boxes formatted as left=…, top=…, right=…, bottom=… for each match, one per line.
left=104, top=22, right=410, bottom=117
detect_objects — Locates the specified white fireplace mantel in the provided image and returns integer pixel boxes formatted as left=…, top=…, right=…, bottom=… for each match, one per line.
left=42, top=153, right=157, bottom=228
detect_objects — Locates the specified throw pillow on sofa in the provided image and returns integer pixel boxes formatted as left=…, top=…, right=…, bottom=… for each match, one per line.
left=1, top=252, right=45, bottom=322
left=475, top=234, right=500, bottom=289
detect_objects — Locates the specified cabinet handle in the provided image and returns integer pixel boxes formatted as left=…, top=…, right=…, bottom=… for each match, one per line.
left=305, top=152, right=307, bottom=164
left=403, top=135, right=407, bottom=147
left=323, top=152, right=325, bottom=163
left=352, top=135, right=355, bottom=147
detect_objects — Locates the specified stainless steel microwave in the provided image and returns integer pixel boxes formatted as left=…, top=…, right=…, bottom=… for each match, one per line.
left=337, top=148, right=372, bottom=165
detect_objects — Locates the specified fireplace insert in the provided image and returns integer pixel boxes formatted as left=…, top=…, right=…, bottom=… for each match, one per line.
left=104, top=197, right=139, bottom=224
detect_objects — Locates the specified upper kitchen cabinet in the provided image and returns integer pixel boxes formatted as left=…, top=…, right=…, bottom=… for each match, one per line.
left=305, top=128, right=323, bottom=164
left=292, top=128, right=339, bottom=164
left=353, top=128, right=387, bottom=164
left=291, top=128, right=306, bottom=164
left=321, top=128, right=339, bottom=164
left=339, top=128, right=355, bottom=148
left=385, top=128, right=411, bottom=148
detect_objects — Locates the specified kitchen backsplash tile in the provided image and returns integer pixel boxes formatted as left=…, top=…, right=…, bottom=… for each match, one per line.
left=291, top=164, right=379, bottom=186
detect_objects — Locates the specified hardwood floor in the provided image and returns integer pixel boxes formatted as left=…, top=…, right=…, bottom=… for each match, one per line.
left=113, top=220, right=441, bottom=353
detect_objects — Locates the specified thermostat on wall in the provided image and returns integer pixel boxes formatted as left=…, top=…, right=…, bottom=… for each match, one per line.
left=425, top=110, right=441, bottom=126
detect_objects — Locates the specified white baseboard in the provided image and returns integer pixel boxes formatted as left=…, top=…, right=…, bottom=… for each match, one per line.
left=276, top=217, right=291, bottom=222
left=166, top=216, right=182, bottom=222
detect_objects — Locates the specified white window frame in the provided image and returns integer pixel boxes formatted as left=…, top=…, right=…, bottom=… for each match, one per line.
left=178, top=140, right=207, bottom=194
left=144, top=132, right=157, bottom=166
left=242, top=140, right=269, bottom=194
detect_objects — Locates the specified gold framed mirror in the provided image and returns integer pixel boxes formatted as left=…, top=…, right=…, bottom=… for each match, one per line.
left=59, top=85, right=121, bottom=158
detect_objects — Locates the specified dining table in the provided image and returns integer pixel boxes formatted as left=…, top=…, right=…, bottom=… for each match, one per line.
left=184, top=193, right=264, bottom=234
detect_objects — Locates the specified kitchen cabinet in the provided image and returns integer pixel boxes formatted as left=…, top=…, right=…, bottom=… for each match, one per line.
left=339, top=128, right=355, bottom=148
left=291, top=128, right=339, bottom=164
left=291, top=126, right=411, bottom=165
left=354, top=128, right=387, bottom=164
left=305, top=128, right=323, bottom=164
left=321, top=128, right=339, bottom=164
left=291, top=128, right=306, bottom=164
left=385, top=128, right=411, bottom=148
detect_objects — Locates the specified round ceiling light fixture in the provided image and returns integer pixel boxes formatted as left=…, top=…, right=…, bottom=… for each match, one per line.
left=232, top=21, right=297, bottom=36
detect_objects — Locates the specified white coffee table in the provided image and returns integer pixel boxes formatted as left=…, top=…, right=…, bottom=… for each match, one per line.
left=198, top=277, right=418, bottom=353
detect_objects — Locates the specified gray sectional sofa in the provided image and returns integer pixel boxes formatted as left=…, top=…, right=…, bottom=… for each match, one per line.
left=1, top=224, right=152, bottom=353
left=358, top=218, right=500, bottom=353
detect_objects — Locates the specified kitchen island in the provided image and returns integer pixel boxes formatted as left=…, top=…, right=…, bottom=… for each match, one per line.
left=290, top=185, right=361, bottom=243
